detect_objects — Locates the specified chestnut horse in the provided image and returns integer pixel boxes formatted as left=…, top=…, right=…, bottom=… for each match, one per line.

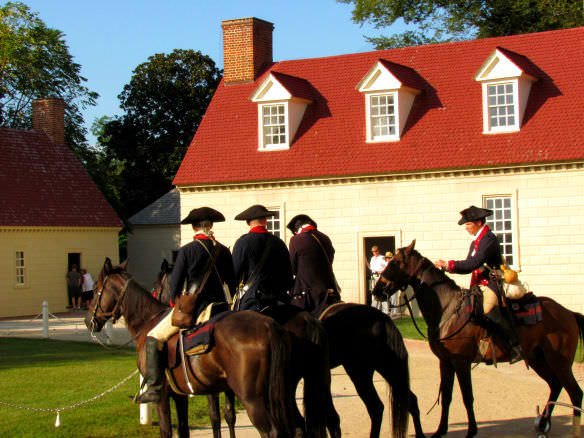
left=374, top=240, right=584, bottom=437
left=157, top=264, right=423, bottom=438
left=86, top=258, right=298, bottom=438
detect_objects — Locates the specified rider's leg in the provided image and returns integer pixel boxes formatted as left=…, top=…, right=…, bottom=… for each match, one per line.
left=135, top=309, right=178, bottom=404
left=482, top=288, right=522, bottom=364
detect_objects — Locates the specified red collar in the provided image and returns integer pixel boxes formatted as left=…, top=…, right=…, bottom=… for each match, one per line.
left=298, top=224, right=316, bottom=233
left=250, top=225, right=269, bottom=234
left=473, top=225, right=490, bottom=251
left=193, top=234, right=212, bottom=240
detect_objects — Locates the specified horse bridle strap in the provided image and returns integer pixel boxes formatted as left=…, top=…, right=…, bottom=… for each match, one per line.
left=93, top=275, right=133, bottom=323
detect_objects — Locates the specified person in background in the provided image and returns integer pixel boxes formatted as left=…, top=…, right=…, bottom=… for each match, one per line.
left=66, top=264, right=82, bottom=310
left=368, top=246, right=388, bottom=308
left=287, top=214, right=340, bottom=317
left=384, top=251, right=401, bottom=317
left=81, top=269, right=94, bottom=310
left=232, top=205, right=292, bottom=311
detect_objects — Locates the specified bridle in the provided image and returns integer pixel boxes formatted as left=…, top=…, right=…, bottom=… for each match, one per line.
left=88, top=274, right=133, bottom=334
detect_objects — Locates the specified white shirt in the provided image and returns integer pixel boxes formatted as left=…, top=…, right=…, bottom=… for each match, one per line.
left=82, top=273, right=94, bottom=292
left=370, top=255, right=387, bottom=274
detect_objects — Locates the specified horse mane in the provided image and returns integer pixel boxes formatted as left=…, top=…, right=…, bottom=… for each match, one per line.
left=410, top=249, right=461, bottom=292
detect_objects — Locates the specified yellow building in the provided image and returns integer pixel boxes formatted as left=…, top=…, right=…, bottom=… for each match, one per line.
left=0, top=99, right=122, bottom=317
left=173, top=20, right=584, bottom=312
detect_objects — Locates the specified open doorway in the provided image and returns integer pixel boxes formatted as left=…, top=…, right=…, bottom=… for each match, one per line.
left=67, top=253, right=81, bottom=308
left=363, top=236, right=395, bottom=305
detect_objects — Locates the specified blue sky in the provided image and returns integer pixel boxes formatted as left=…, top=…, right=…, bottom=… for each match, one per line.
left=14, top=0, right=405, bottom=144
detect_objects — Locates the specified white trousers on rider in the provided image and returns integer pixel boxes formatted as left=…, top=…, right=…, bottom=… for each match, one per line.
left=147, top=308, right=179, bottom=350
left=480, top=285, right=499, bottom=314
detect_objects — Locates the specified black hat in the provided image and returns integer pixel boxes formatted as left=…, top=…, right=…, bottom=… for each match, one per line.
left=458, top=205, right=493, bottom=225
left=234, top=204, right=276, bottom=221
left=287, top=214, right=317, bottom=233
left=181, top=207, right=225, bottom=225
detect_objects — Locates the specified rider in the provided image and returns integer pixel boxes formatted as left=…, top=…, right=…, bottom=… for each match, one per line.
left=135, top=207, right=235, bottom=404
left=434, top=205, right=523, bottom=364
left=287, top=214, right=340, bottom=317
left=232, top=205, right=292, bottom=311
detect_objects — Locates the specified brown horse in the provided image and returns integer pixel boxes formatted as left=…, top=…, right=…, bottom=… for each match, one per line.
left=85, top=258, right=298, bottom=438
left=156, top=260, right=340, bottom=438
left=374, top=240, right=584, bottom=437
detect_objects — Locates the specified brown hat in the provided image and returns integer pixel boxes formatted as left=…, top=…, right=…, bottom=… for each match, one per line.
left=181, top=207, right=225, bottom=224
left=458, top=205, right=493, bottom=225
left=287, top=214, right=317, bottom=233
left=234, top=204, right=276, bottom=221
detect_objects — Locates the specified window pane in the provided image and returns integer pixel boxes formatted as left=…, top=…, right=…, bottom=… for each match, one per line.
left=487, top=82, right=515, bottom=129
left=370, top=94, right=397, bottom=139
left=485, top=196, right=515, bottom=268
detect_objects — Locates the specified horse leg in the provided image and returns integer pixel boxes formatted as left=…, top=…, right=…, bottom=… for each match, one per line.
left=224, top=389, right=237, bottom=438
left=172, top=392, right=190, bottom=438
left=558, top=368, right=583, bottom=437
left=530, top=354, right=563, bottom=433
left=433, top=359, right=455, bottom=438
left=344, top=363, right=384, bottom=438
left=408, top=390, right=426, bottom=438
left=453, top=362, right=477, bottom=438
left=207, top=393, right=222, bottom=438
left=156, top=385, right=173, bottom=438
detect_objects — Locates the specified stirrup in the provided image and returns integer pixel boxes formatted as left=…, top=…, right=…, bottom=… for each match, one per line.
left=134, top=389, right=161, bottom=404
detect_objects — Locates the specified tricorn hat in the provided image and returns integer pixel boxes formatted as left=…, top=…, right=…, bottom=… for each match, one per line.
left=181, top=207, right=225, bottom=225
left=234, top=204, right=276, bottom=221
left=458, top=205, right=493, bottom=225
left=287, top=214, right=317, bottom=233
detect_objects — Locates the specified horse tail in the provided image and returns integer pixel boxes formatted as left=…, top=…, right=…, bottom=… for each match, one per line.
left=574, top=312, right=584, bottom=361
left=267, top=323, right=296, bottom=437
left=382, top=316, right=411, bottom=438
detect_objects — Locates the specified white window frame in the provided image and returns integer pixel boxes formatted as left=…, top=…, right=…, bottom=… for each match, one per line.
left=266, top=207, right=282, bottom=238
left=365, top=92, right=399, bottom=142
left=15, top=250, right=26, bottom=287
left=482, top=80, right=519, bottom=133
left=259, top=103, right=289, bottom=151
left=483, top=194, right=519, bottom=270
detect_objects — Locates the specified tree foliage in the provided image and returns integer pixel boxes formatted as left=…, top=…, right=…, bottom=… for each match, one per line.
left=97, top=49, right=222, bottom=219
left=0, top=1, right=97, bottom=145
left=338, top=0, right=584, bottom=48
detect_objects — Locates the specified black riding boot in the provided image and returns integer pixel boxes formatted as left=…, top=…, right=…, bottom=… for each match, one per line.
left=485, top=307, right=523, bottom=364
left=135, top=337, right=164, bottom=403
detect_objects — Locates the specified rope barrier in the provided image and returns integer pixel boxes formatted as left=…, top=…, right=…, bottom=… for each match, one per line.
left=0, top=369, right=139, bottom=427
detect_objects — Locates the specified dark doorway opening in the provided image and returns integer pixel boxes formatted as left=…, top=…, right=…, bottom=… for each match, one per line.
left=363, top=236, right=395, bottom=305
left=67, top=253, right=81, bottom=307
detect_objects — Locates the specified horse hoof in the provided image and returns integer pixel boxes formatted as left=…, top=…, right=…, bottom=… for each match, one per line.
left=535, top=414, right=552, bottom=433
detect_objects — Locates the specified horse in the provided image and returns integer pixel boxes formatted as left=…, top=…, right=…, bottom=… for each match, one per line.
left=85, top=258, right=298, bottom=438
left=157, top=266, right=424, bottom=438
left=374, top=240, right=584, bottom=438
left=155, top=259, right=339, bottom=438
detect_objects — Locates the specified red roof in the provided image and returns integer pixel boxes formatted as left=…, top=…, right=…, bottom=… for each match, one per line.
left=174, top=27, right=584, bottom=186
left=0, top=128, right=123, bottom=227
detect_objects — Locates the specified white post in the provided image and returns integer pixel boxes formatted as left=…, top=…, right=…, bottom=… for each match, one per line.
left=105, top=320, right=112, bottom=345
left=139, top=375, right=152, bottom=425
left=42, top=301, right=49, bottom=338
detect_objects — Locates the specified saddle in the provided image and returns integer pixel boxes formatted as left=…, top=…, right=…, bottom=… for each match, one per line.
left=463, top=287, right=542, bottom=326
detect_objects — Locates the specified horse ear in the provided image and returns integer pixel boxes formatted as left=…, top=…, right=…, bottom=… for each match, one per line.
left=104, top=257, right=113, bottom=274
left=161, top=259, right=169, bottom=270
left=405, top=240, right=416, bottom=254
left=120, top=260, right=128, bottom=271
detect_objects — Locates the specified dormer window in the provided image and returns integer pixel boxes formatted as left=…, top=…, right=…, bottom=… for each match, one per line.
left=250, top=72, right=313, bottom=151
left=357, top=60, right=422, bottom=143
left=475, top=47, right=538, bottom=134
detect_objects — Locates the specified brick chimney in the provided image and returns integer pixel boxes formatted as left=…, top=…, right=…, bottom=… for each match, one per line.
left=32, top=98, right=66, bottom=145
left=222, top=17, right=274, bottom=84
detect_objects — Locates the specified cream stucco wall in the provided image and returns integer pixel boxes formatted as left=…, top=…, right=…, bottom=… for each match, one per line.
left=0, top=227, right=120, bottom=317
left=126, top=225, right=180, bottom=289
left=177, top=163, right=584, bottom=314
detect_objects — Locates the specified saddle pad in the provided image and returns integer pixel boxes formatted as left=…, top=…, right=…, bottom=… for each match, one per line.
left=508, top=293, right=543, bottom=325
left=182, top=310, right=232, bottom=356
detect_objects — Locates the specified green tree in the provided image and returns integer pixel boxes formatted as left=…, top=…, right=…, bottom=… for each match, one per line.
left=0, top=1, right=97, bottom=145
left=338, top=0, right=584, bottom=48
left=97, top=49, right=222, bottom=219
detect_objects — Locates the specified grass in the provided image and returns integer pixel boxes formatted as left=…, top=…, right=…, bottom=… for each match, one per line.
left=393, top=316, right=428, bottom=341
left=0, top=338, right=213, bottom=438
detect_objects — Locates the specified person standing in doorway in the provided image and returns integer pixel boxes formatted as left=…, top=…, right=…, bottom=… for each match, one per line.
left=368, top=246, right=388, bottom=308
left=66, top=265, right=82, bottom=310
left=81, top=269, right=94, bottom=309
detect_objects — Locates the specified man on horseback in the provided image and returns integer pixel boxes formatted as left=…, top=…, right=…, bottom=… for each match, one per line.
left=287, top=214, right=341, bottom=317
left=135, top=207, right=235, bottom=404
left=434, top=205, right=523, bottom=364
left=232, top=205, right=292, bottom=311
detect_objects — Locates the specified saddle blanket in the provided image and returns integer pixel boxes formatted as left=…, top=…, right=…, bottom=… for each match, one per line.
left=463, top=291, right=542, bottom=326
left=182, top=311, right=231, bottom=356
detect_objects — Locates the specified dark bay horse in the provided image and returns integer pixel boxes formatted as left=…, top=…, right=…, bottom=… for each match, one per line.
left=85, top=258, right=298, bottom=438
left=375, top=240, right=584, bottom=438
left=157, top=263, right=419, bottom=438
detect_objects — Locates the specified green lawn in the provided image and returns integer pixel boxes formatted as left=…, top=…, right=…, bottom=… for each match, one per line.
left=0, top=338, right=212, bottom=438
left=393, top=316, right=428, bottom=341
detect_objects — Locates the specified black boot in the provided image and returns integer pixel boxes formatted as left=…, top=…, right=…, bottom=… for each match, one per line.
left=485, top=307, right=523, bottom=364
left=135, top=337, right=164, bottom=403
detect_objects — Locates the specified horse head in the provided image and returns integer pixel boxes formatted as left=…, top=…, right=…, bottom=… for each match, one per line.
left=153, top=259, right=174, bottom=306
left=374, top=240, right=422, bottom=297
left=84, top=257, right=132, bottom=333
